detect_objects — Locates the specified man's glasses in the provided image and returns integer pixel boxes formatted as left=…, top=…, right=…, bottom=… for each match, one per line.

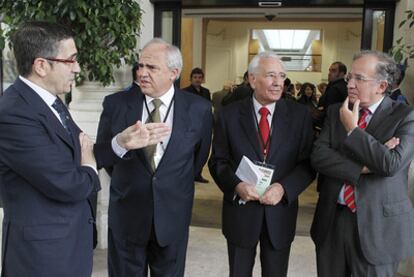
left=344, top=73, right=378, bottom=84
left=43, top=57, right=78, bottom=65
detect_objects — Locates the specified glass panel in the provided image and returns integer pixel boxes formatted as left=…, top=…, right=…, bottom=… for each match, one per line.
left=251, top=29, right=322, bottom=72
left=161, top=11, right=173, bottom=44
left=371, top=10, right=385, bottom=51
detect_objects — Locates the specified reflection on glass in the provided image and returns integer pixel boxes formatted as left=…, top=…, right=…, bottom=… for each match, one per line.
left=161, top=11, right=173, bottom=44
left=251, top=29, right=322, bottom=72
left=371, top=11, right=385, bottom=51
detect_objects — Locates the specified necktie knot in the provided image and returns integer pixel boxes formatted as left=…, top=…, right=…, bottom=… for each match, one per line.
left=52, top=98, right=65, bottom=114
left=52, top=98, right=71, bottom=135
left=152, top=99, right=162, bottom=110
left=259, top=107, right=270, bottom=117
left=358, top=108, right=370, bottom=129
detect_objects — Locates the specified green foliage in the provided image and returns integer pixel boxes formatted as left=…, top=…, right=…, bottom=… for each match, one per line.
left=0, top=0, right=142, bottom=86
left=390, top=10, right=414, bottom=64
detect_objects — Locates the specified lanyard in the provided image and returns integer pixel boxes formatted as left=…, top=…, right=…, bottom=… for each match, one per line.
left=143, top=94, right=175, bottom=124
left=251, top=101, right=274, bottom=163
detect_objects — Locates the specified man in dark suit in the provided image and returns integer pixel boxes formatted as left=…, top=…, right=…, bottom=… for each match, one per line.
left=182, top=67, right=211, bottom=102
left=389, top=63, right=409, bottom=104
left=311, top=50, right=414, bottom=277
left=222, top=71, right=254, bottom=106
left=0, top=21, right=101, bottom=276
left=316, top=61, right=348, bottom=127
left=209, top=51, right=315, bottom=277
left=94, top=38, right=213, bottom=277
left=182, top=67, right=211, bottom=183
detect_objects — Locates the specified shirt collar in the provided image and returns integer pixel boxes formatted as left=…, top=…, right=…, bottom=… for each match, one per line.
left=365, top=96, right=385, bottom=114
left=144, top=84, right=175, bottom=108
left=252, top=95, right=276, bottom=116
left=19, top=75, right=58, bottom=106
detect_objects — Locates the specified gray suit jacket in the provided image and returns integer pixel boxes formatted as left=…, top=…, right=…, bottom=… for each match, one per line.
left=311, top=96, right=414, bottom=265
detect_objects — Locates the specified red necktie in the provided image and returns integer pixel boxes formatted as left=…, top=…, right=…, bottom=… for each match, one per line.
left=344, top=108, right=370, bottom=213
left=258, top=107, right=270, bottom=155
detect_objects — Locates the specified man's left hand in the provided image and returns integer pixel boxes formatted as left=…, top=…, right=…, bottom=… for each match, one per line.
left=260, top=182, right=285, bottom=206
left=340, top=97, right=360, bottom=133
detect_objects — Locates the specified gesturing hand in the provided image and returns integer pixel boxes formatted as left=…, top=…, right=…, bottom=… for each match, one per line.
left=116, top=121, right=170, bottom=150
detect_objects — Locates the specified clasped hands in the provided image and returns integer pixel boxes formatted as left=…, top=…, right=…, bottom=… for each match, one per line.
left=116, top=121, right=171, bottom=150
left=235, top=181, right=285, bottom=206
left=340, top=97, right=400, bottom=174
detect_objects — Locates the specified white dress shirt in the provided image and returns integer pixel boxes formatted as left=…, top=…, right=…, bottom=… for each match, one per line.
left=112, top=85, right=175, bottom=168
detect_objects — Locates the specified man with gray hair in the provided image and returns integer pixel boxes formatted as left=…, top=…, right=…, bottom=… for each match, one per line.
left=209, top=51, right=315, bottom=276
left=311, top=50, right=414, bottom=276
left=94, top=38, right=213, bottom=276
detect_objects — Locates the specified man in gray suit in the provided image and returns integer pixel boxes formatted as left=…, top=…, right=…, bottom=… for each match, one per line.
left=311, top=50, right=414, bottom=277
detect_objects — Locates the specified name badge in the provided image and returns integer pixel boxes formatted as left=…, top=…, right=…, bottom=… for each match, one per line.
left=254, top=161, right=275, bottom=196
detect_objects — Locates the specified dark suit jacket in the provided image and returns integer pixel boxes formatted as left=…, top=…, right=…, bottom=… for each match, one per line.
left=311, top=97, right=414, bottom=265
left=182, top=84, right=211, bottom=102
left=222, top=84, right=253, bottom=106
left=208, top=97, right=315, bottom=249
left=0, top=78, right=100, bottom=277
left=318, top=78, right=347, bottom=110
left=94, top=87, right=212, bottom=247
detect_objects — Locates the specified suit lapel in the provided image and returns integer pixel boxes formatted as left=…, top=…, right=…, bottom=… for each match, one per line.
left=239, top=98, right=263, bottom=161
left=156, top=89, right=187, bottom=170
left=365, top=96, right=393, bottom=137
left=15, top=79, right=75, bottom=150
left=266, top=99, right=289, bottom=162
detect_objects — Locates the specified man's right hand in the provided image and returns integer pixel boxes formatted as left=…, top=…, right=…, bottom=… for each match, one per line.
left=235, top=182, right=260, bottom=202
left=80, top=132, right=96, bottom=168
left=116, top=121, right=170, bottom=150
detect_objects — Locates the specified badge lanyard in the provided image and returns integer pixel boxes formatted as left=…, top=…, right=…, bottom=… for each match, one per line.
left=251, top=101, right=275, bottom=163
left=143, top=94, right=175, bottom=151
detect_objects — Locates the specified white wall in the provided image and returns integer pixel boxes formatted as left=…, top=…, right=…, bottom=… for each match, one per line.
left=203, top=20, right=362, bottom=92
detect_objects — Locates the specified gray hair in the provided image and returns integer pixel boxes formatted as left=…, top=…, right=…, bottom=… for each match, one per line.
left=142, top=38, right=183, bottom=77
left=353, top=50, right=397, bottom=92
left=248, top=51, right=285, bottom=75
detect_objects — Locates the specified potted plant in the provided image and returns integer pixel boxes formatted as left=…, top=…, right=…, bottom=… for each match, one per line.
left=390, top=9, right=414, bottom=64
left=0, top=0, right=142, bottom=86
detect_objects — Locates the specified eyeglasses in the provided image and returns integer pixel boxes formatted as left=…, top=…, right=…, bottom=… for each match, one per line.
left=344, top=73, right=378, bottom=84
left=265, top=72, right=287, bottom=81
left=43, top=57, right=78, bottom=65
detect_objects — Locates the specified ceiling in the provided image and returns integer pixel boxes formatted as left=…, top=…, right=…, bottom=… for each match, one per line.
left=151, top=0, right=397, bottom=8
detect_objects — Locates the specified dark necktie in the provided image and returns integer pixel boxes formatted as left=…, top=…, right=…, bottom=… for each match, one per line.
left=258, top=107, right=270, bottom=156
left=344, top=108, right=370, bottom=213
left=52, top=98, right=71, bottom=135
left=145, top=99, right=162, bottom=170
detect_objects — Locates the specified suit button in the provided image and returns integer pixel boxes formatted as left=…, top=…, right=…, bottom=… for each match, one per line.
left=88, top=218, right=95, bottom=224
left=152, top=177, right=157, bottom=182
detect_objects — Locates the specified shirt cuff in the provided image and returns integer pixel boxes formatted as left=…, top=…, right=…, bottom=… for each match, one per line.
left=111, top=135, right=128, bottom=158
left=347, top=126, right=358, bottom=136
left=83, top=164, right=98, bottom=175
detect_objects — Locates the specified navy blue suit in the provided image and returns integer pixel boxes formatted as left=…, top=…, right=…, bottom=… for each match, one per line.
left=0, top=78, right=100, bottom=277
left=94, top=87, right=212, bottom=275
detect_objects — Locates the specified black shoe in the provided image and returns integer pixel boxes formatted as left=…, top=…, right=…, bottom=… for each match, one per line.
left=195, top=175, right=209, bottom=183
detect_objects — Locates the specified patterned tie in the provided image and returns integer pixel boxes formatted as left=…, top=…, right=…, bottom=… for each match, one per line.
left=258, top=107, right=270, bottom=156
left=145, top=99, right=162, bottom=170
left=52, top=97, right=71, bottom=135
left=344, top=108, right=370, bottom=213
